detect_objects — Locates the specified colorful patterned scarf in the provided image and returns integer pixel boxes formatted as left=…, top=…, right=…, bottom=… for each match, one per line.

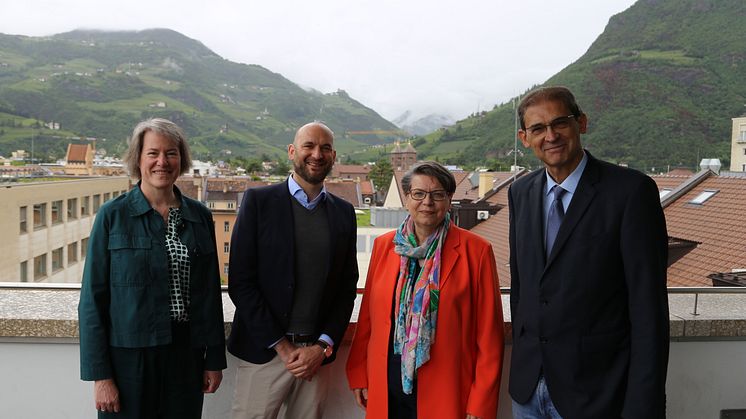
left=392, top=213, right=450, bottom=394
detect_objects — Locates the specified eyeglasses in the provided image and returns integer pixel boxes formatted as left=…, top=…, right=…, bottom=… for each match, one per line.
left=524, top=115, right=576, bottom=137
left=408, top=189, right=449, bottom=201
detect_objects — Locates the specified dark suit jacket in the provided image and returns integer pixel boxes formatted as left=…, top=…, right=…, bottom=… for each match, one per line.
left=227, top=180, right=358, bottom=364
left=508, top=152, right=669, bottom=419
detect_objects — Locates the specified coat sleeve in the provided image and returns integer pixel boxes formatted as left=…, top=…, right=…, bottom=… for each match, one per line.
left=201, top=209, right=227, bottom=371
left=228, top=189, right=285, bottom=348
left=620, top=175, right=670, bottom=418
left=466, top=243, right=505, bottom=419
left=78, top=208, right=112, bottom=381
left=319, top=202, right=359, bottom=348
left=346, top=235, right=384, bottom=389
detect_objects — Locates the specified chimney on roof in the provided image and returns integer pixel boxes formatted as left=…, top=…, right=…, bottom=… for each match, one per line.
left=699, top=158, right=721, bottom=174
left=478, top=172, right=493, bottom=199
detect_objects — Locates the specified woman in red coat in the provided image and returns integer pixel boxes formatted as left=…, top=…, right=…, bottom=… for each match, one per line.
left=347, top=161, right=504, bottom=419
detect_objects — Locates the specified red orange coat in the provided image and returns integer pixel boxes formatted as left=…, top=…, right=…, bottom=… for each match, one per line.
left=346, top=226, right=504, bottom=419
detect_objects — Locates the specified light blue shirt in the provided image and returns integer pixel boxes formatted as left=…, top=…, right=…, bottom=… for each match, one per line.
left=269, top=175, right=333, bottom=349
left=543, top=151, right=588, bottom=234
left=288, top=174, right=327, bottom=210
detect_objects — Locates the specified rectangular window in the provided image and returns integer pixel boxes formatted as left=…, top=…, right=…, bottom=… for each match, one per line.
left=52, top=247, right=63, bottom=272
left=104, top=192, right=111, bottom=202
left=68, top=242, right=78, bottom=264
left=81, top=196, right=90, bottom=216
left=67, top=198, right=78, bottom=220
left=93, top=194, right=101, bottom=213
left=224, top=242, right=230, bottom=253
left=81, top=238, right=89, bottom=259
left=224, top=221, right=230, bottom=232
left=20, top=261, right=28, bottom=282
left=740, top=127, right=746, bottom=142
left=20, top=206, right=27, bottom=233
left=223, top=264, right=229, bottom=275
left=208, top=202, right=215, bottom=209
left=51, top=200, right=63, bottom=224
left=34, top=254, right=47, bottom=281
left=33, top=203, right=47, bottom=229
left=113, top=191, right=119, bottom=198
left=227, top=202, right=235, bottom=209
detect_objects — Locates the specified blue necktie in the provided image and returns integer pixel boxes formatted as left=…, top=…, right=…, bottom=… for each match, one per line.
left=546, top=185, right=566, bottom=257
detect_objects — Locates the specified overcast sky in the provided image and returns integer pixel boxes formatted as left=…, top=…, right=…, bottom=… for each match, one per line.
left=1, top=0, right=637, bottom=122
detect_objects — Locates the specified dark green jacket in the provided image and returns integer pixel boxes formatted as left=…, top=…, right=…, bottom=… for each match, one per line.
left=78, top=184, right=227, bottom=381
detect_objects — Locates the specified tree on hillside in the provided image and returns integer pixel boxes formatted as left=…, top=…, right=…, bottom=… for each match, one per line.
left=369, top=158, right=393, bottom=193
left=272, top=158, right=290, bottom=176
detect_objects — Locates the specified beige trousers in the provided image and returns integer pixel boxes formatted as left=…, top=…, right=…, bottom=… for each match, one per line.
left=230, top=354, right=331, bottom=419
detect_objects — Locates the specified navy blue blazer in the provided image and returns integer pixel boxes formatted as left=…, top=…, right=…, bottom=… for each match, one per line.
left=508, top=152, right=669, bottom=419
left=227, top=180, right=358, bottom=364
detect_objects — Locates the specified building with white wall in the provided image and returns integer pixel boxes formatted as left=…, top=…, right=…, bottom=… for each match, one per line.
left=1, top=176, right=130, bottom=283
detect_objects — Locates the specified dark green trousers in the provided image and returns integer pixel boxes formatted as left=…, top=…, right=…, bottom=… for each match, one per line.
left=101, top=322, right=205, bottom=419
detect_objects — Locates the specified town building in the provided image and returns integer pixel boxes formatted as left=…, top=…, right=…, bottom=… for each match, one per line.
left=1, top=176, right=130, bottom=283
left=389, top=142, right=417, bottom=171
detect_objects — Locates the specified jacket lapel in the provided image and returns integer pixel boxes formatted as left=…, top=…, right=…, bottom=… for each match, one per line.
left=527, top=173, right=547, bottom=266
left=438, top=225, right=460, bottom=290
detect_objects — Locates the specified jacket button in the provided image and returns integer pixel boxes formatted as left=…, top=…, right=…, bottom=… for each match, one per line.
left=540, top=337, right=548, bottom=344
left=541, top=300, right=549, bottom=306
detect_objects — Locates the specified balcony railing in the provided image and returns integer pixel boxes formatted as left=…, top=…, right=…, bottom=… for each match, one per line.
left=1, top=283, right=745, bottom=418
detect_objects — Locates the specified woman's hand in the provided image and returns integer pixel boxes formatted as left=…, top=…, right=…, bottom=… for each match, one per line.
left=352, top=388, right=368, bottom=410
left=94, top=378, right=120, bottom=413
left=203, top=370, right=223, bottom=393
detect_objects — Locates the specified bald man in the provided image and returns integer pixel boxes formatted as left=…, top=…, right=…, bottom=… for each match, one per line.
left=228, top=122, right=359, bottom=418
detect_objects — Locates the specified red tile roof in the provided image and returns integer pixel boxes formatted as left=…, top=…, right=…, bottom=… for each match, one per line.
left=651, top=174, right=690, bottom=192
left=470, top=186, right=512, bottom=287
left=325, top=181, right=362, bottom=207
left=359, top=180, right=374, bottom=195
left=175, top=178, right=201, bottom=200
left=66, top=144, right=90, bottom=163
left=663, top=175, right=746, bottom=286
left=331, top=164, right=370, bottom=179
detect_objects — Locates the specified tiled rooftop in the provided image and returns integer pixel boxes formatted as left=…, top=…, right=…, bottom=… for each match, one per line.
left=664, top=175, right=746, bottom=286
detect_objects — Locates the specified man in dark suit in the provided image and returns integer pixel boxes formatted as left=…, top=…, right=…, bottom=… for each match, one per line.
left=227, top=122, right=358, bottom=419
left=508, top=86, right=669, bottom=418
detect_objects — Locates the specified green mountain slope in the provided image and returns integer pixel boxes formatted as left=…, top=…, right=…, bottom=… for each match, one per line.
left=420, top=0, right=746, bottom=172
left=0, top=29, right=399, bottom=161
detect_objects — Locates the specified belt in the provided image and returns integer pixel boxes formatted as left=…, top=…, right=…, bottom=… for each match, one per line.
left=285, top=334, right=316, bottom=344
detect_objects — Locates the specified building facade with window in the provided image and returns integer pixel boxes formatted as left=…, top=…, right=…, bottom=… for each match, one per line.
left=0, top=177, right=130, bottom=283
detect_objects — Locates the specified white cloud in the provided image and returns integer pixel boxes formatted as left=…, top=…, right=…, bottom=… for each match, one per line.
left=0, top=0, right=638, bottom=120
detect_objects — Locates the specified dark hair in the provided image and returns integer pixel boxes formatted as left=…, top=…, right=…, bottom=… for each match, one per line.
left=517, top=86, right=583, bottom=130
left=122, top=118, right=192, bottom=179
left=401, top=161, right=456, bottom=195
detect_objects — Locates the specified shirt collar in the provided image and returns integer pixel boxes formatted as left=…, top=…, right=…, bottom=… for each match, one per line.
left=545, top=150, right=588, bottom=196
left=287, top=174, right=327, bottom=207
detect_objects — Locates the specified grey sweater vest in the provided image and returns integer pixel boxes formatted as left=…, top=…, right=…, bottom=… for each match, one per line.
left=287, top=198, right=330, bottom=335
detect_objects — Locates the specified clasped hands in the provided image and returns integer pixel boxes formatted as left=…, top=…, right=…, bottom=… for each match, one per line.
left=275, top=338, right=325, bottom=380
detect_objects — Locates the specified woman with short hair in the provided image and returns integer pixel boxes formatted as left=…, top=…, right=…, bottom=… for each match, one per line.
left=347, top=161, right=505, bottom=419
left=78, top=118, right=226, bottom=418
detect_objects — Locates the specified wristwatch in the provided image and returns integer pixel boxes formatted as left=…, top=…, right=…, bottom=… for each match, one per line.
left=315, top=340, right=333, bottom=358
